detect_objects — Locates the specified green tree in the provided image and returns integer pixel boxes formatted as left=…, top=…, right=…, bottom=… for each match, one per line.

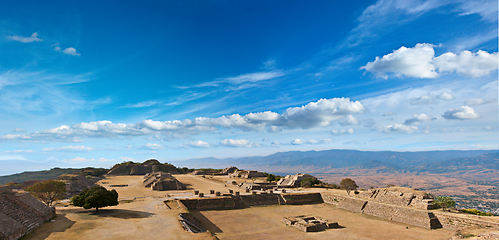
left=434, top=196, right=456, bottom=211
left=71, top=185, right=118, bottom=212
left=266, top=174, right=276, bottom=182
left=300, top=177, right=321, bottom=188
left=340, top=178, right=358, bottom=195
left=25, top=180, right=66, bottom=206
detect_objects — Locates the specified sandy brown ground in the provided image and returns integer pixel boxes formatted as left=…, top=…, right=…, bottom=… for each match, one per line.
left=23, top=175, right=213, bottom=240
left=21, top=174, right=486, bottom=240
left=196, top=203, right=455, bottom=240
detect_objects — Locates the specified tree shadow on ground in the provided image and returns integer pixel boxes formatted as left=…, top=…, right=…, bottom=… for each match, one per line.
left=77, top=209, right=154, bottom=219
left=22, top=213, right=75, bottom=240
left=190, top=211, right=223, bottom=233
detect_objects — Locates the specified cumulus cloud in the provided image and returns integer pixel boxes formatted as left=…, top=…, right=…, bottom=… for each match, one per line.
left=42, top=145, right=93, bottom=152
left=220, top=139, right=259, bottom=148
left=339, top=115, right=359, bottom=126
left=8, top=32, right=42, bottom=43
left=442, top=106, right=481, bottom=120
left=186, top=141, right=210, bottom=148
left=464, top=98, right=496, bottom=106
left=377, top=124, right=418, bottom=133
left=403, top=114, right=436, bottom=126
left=62, top=47, right=81, bottom=56
left=12, top=128, right=26, bottom=132
left=433, top=50, right=498, bottom=77
left=331, top=128, right=354, bottom=135
left=361, top=43, right=498, bottom=78
left=437, top=91, right=454, bottom=100
left=0, top=98, right=365, bottom=142
left=141, top=143, right=164, bottom=150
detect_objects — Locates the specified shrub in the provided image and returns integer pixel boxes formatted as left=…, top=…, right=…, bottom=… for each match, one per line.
left=71, top=185, right=118, bottom=212
left=25, top=180, right=66, bottom=206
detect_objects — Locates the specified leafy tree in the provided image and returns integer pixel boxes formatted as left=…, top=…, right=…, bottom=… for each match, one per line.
left=71, top=185, right=118, bottom=212
left=434, top=196, right=456, bottom=211
left=266, top=174, right=276, bottom=182
left=300, top=177, right=321, bottom=188
left=340, top=178, right=358, bottom=195
left=25, top=180, right=66, bottom=206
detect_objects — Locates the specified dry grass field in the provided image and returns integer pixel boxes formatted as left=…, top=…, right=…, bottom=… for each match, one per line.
left=21, top=174, right=491, bottom=240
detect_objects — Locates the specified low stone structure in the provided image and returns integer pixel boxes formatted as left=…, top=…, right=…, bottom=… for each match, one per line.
left=358, top=187, right=437, bottom=210
left=276, top=173, right=314, bottom=188
left=229, top=170, right=265, bottom=179
left=191, top=170, right=206, bottom=175
left=0, top=187, right=56, bottom=240
left=219, top=166, right=238, bottom=175
left=238, top=182, right=276, bottom=191
left=280, top=192, right=324, bottom=205
left=282, top=215, right=339, bottom=232
left=143, top=172, right=185, bottom=191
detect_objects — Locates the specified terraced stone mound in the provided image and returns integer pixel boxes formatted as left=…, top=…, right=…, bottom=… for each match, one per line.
left=282, top=215, right=339, bottom=232
left=0, top=187, right=55, bottom=240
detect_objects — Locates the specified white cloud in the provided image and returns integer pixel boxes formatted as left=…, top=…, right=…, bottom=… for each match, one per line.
left=222, top=71, right=284, bottom=84
left=339, top=115, right=359, bottom=126
left=410, top=91, right=454, bottom=105
left=404, top=114, right=436, bottom=126
left=382, top=111, right=396, bottom=116
left=456, top=0, right=498, bottom=22
left=377, top=124, right=418, bottom=133
left=433, top=50, right=498, bottom=77
left=361, top=43, right=438, bottom=79
left=186, top=141, right=210, bottom=148
left=291, top=138, right=332, bottom=145
left=220, top=139, right=259, bottom=148
left=141, top=143, right=164, bottom=150
left=290, top=139, right=304, bottom=145
left=62, top=47, right=81, bottom=56
left=0, top=97, right=365, bottom=142
left=12, top=128, right=26, bottom=132
left=52, top=43, right=61, bottom=51
left=3, top=149, right=34, bottom=153
left=119, top=101, right=158, bottom=108
left=332, top=128, right=354, bottom=135
left=442, top=106, right=481, bottom=120
left=8, top=32, right=42, bottom=43
left=437, top=91, right=454, bottom=100
left=42, top=145, right=93, bottom=152
left=464, top=98, right=496, bottom=106
left=361, top=43, right=498, bottom=78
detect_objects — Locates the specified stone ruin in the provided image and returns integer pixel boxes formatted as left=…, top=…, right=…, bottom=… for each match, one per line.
left=358, top=187, right=437, bottom=210
left=282, top=215, right=339, bottom=232
left=143, top=172, right=185, bottom=191
left=190, top=170, right=206, bottom=175
left=178, top=213, right=206, bottom=233
left=219, top=166, right=238, bottom=175
left=228, top=170, right=265, bottom=179
left=276, top=173, right=314, bottom=188
left=0, top=186, right=56, bottom=240
left=238, top=182, right=276, bottom=191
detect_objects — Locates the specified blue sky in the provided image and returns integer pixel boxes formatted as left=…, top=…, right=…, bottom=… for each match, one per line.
left=0, top=0, right=498, bottom=175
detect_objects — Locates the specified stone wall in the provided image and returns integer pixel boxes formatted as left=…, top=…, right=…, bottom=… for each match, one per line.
left=336, top=196, right=368, bottom=213
left=358, top=187, right=436, bottom=210
left=240, top=194, right=280, bottom=206
left=434, top=213, right=499, bottom=231
left=280, top=193, right=323, bottom=205
left=362, top=201, right=441, bottom=229
left=320, top=192, right=345, bottom=205
left=0, top=191, right=55, bottom=240
left=177, top=197, right=236, bottom=210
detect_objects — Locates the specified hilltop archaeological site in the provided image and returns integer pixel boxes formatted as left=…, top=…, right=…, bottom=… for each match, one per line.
left=1, top=161, right=498, bottom=240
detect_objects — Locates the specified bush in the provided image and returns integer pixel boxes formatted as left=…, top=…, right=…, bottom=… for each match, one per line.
left=459, top=209, right=495, bottom=216
left=71, top=185, right=118, bottom=212
left=300, top=177, right=320, bottom=188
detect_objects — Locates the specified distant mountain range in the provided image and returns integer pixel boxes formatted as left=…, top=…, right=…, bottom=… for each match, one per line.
left=171, top=149, right=499, bottom=175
